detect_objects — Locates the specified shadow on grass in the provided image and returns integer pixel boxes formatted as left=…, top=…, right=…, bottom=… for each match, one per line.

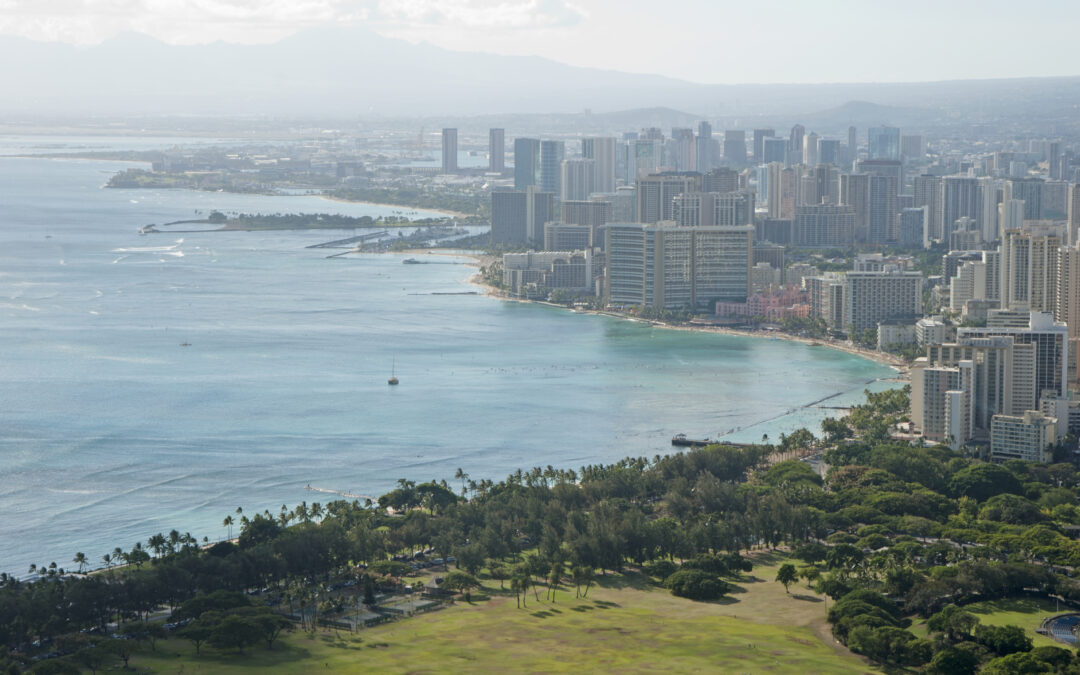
left=790, top=594, right=823, bottom=603
left=745, top=551, right=788, bottom=566
left=593, top=571, right=656, bottom=591
left=964, top=597, right=1050, bottom=615
left=318, top=633, right=367, bottom=651
left=593, top=600, right=619, bottom=609
left=531, top=610, right=555, bottom=619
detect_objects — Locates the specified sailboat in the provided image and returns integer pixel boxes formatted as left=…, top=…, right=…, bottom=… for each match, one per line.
left=388, top=359, right=399, bottom=386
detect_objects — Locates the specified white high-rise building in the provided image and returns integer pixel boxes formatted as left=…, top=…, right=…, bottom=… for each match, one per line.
left=560, top=159, right=596, bottom=202
left=843, top=268, right=923, bottom=334
left=959, top=310, right=1069, bottom=399
left=583, top=137, right=617, bottom=194
left=604, top=223, right=752, bottom=309
left=1000, top=229, right=1062, bottom=312
left=991, top=411, right=1058, bottom=463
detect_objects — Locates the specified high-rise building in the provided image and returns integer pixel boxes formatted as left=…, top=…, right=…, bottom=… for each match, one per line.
left=840, top=173, right=871, bottom=243
left=805, top=274, right=846, bottom=329
left=695, top=122, right=713, bottom=173
left=441, top=128, right=458, bottom=173
left=1000, top=229, right=1062, bottom=313
left=991, top=411, right=1058, bottom=463
left=900, top=135, right=925, bottom=163
left=560, top=159, right=596, bottom=202
left=794, top=204, right=856, bottom=248
left=540, top=140, right=565, bottom=197
left=767, top=163, right=796, bottom=219
left=488, top=128, right=505, bottom=173
left=1069, top=184, right=1080, bottom=245
left=763, top=137, right=787, bottom=164
left=671, top=128, right=697, bottom=172
left=1006, top=178, right=1045, bottom=220
left=788, top=124, right=805, bottom=160
left=673, top=191, right=755, bottom=227
left=723, top=130, right=746, bottom=166
left=857, top=160, right=902, bottom=244
left=843, top=268, right=923, bottom=334
left=899, top=207, right=928, bottom=248
left=1055, top=244, right=1080, bottom=340
left=636, top=172, right=703, bottom=224
left=818, top=139, right=841, bottom=166
left=543, top=223, right=593, bottom=252
left=752, top=128, right=775, bottom=163
left=959, top=310, right=1069, bottom=399
left=514, top=138, right=540, bottom=189
left=604, top=223, right=753, bottom=309
left=583, top=137, right=617, bottom=194
left=999, top=199, right=1025, bottom=233
left=867, top=126, right=900, bottom=161
left=802, top=132, right=819, bottom=166
left=914, top=175, right=944, bottom=242
left=702, top=167, right=740, bottom=194
left=941, top=176, right=981, bottom=244
left=490, top=187, right=554, bottom=246
left=867, top=174, right=899, bottom=244
left=847, top=126, right=858, bottom=164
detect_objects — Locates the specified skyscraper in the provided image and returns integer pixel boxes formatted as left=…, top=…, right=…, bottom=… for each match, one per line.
left=789, top=125, right=805, bottom=164
left=488, top=128, right=505, bottom=173
left=914, top=174, right=943, bottom=242
left=540, top=140, right=565, bottom=197
left=604, top=223, right=753, bottom=309
left=802, top=132, right=819, bottom=166
left=582, top=137, right=617, bottom=194
left=491, top=187, right=554, bottom=246
left=636, top=172, right=702, bottom=224
left=723, top=130, right=746, bottom=166
left=817, top=139, right=841, bottom=166
left=868, top=126, right=900, bottom=161
left=441, top=128, right=458, bottom=173
left=762, top=137, right=787, bottom=164
left=695, top=122, right=713, bottom=173
left=514, top=138, right=540, bottom=189
left=560, top=159, right=596, bottom=202
left=941, top=176, right=982, bottom=244
left=847, top=126, right=858, bottom=164
left=752, top=128, right=775, bottom=163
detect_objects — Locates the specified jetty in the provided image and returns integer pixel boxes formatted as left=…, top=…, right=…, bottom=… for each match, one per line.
left=306, top=231, right=389, bottom=249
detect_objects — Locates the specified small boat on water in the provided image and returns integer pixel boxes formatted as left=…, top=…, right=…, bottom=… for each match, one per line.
left=388, top=359, right=399, bottom=385
left=403, top=258, right=422, bottom=264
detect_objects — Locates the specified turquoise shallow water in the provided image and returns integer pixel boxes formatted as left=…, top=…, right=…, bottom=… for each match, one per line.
left=0, top=155, right=898, bottom=576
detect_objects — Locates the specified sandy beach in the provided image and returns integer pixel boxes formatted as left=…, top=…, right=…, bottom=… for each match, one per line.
left=397, top=247, right=909, bottom=379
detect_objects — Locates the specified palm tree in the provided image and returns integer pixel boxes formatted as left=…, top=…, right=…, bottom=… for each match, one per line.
left=101, top=553, right=112, bottom=573
left=222, top=515, right=234, bottom=540
left=454, top=468, right=470, bottom=497
left=73, top=552, right=87, bottom=574
left=148, top=533, right=167, bottom=559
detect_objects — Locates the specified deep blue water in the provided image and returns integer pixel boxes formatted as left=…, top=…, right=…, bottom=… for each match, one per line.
left=0, top=155, right=897, bottom=577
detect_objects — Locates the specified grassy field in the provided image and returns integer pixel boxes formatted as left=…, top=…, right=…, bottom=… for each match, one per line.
left=129, top=554, right=879, bottom=674
left=908, top=597, right=1066, bottom=649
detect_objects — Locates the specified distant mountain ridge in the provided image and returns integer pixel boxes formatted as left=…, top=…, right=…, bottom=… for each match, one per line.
left=1, top=27, right=1078, bottom=131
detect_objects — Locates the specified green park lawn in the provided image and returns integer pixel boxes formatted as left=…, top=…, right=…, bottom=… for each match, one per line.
left=908, top=596, right=1066, bottom=649
left=130, top=553, right=880, bottom=674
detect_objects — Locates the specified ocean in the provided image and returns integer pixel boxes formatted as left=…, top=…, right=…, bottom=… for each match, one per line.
left=0, top=152, right=898, bottom=577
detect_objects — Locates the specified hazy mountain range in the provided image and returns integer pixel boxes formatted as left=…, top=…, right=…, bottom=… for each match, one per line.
left=2, top=26, right=1079, bottom=132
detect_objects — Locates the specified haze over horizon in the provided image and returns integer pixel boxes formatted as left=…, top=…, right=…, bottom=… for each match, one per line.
left=2, top=0, right=1079, bottom=86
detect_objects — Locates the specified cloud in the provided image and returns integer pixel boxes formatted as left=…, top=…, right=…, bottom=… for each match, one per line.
left=0, top=0, right=585, bottom=45
left=374, top=0, right=587, bottom=30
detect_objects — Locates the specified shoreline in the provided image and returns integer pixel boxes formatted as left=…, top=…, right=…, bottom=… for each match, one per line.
left=397, top=247, right=908, bottom=377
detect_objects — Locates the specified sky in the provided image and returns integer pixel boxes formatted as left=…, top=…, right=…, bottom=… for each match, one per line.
left=1, top=0, right=1078, bottom=85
